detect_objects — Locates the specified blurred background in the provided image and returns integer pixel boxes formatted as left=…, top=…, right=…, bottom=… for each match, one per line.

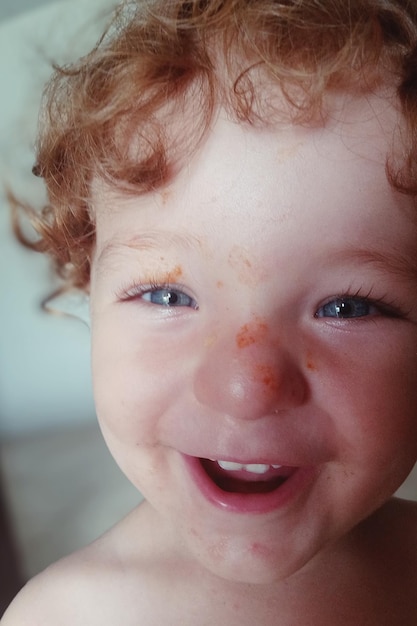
left=0, top=0, right=416, bottom=618
left=0, top=0, right=140, bottom=614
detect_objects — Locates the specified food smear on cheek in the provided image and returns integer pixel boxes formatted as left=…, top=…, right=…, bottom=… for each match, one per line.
left=305, top=350, right=318, bottom=372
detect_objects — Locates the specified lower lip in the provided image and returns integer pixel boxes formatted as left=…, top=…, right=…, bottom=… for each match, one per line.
left=182, top=455, right=315, bottom=514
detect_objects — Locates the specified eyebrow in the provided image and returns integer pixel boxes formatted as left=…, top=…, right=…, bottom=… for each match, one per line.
left=95, top=234, right=417, bottom=284
left=331, top=246, right=417, bottom=282
left=95, top=231, right=202, bottom=269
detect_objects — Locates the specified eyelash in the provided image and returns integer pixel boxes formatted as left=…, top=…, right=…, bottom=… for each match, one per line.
left=315, top=289, right=407, bottom=320
left=117, top=280, right=199, bottom=310
left=116, top=280, right=409, bottom=321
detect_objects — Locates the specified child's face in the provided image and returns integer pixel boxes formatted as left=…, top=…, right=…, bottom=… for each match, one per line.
left=90, top=90, right=417, bottom=584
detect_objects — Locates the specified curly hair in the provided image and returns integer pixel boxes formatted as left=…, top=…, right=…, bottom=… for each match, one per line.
left=16, top=0, right=417, bottom=291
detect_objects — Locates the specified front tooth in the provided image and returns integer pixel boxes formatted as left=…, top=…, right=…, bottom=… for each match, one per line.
left=217, top=460, right=244, bottom=471
left=244, top=463, right=270, bottom=474
left=216, top=461, right=274, bottom=474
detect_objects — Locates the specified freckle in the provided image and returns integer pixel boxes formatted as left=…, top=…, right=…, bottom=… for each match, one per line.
left=216, top=280, right=224, bottom=288
left=236, top=317, right=268, bottom=349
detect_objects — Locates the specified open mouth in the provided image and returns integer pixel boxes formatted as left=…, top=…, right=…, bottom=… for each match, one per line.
left=199, top=458, right=294, bottom=494
left=184, top=454, right=309, bottom=514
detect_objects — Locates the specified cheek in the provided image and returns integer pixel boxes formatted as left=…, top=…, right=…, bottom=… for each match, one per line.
left=313, top=334, right=417, bottom=466
left=91, top=322, right=182, bottom=443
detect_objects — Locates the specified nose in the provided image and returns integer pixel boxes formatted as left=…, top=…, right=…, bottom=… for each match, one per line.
left=194, top=319, right=308, bottom=420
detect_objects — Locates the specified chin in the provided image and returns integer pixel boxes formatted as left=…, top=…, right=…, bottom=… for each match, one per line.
left=185, top=529, right=314, bottom=587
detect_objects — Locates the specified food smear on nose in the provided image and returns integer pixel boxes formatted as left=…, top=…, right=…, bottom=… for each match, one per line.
left=236, top=317, right=268, bottom=349
left=200, top=459, right=294, bottom=494
left=253, top=363, right=280, bottom=394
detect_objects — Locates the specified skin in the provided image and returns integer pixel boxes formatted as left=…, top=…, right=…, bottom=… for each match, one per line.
left=4, top=90, right=417, bottom=625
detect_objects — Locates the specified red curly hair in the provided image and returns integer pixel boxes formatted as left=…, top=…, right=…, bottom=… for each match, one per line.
left=15, top=0, right=417, bottom=290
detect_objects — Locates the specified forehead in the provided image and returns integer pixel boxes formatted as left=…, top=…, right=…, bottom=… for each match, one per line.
left=91, top=89, right=413, bottom=262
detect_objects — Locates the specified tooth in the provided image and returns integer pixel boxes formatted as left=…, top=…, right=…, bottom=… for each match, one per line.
left=244, top=463, right=270, bottom=474
left=216, top=460, right=280, bottom=474
left=217, top=460, right=244, bottom=471
left=216, top=461, right=270, bottom=474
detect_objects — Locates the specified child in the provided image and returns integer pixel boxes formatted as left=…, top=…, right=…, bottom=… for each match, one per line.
left=3, top=0, right=417, bottom=623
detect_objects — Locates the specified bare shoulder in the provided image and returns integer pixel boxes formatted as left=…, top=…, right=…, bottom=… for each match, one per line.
left=1, top=538, right=123, bottom=625
left=364, top=498, right=417, bottom=618
left=1, top=503, right=167, bottom=626
left=1, top=556, right=82, bottom=626
left=365, top=498, right=417, bottom=567
left=380, top=497, right=417, bottom=544
left=385, top=498, right=417, bottom=618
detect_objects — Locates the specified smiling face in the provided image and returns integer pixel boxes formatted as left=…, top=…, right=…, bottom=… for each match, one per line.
left=89, top=91, right=417, bottom=584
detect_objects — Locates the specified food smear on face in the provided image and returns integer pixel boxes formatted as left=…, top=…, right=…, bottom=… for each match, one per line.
left=228, top=245, right=260, bottom=287
left=305, top=351, right=318, bottom=372
left=165, top=265, right=183, bottom=282
left=253, top=363, right=280, bottom=394
left=236, top=317, right=268, bottom=349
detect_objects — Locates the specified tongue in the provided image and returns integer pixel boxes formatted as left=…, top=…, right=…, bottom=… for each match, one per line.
left=200, top=459, right=293, bottom=494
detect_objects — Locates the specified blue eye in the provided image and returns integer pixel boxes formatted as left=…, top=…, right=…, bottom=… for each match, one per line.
left=316, top=297, right=378, bottom=319
left=142, top=288, right=198, bottom=309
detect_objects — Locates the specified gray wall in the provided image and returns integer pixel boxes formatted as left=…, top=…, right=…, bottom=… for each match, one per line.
left=0, top=0, right=117, bottom=436
left=0, top=0, right=56, bottom=23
